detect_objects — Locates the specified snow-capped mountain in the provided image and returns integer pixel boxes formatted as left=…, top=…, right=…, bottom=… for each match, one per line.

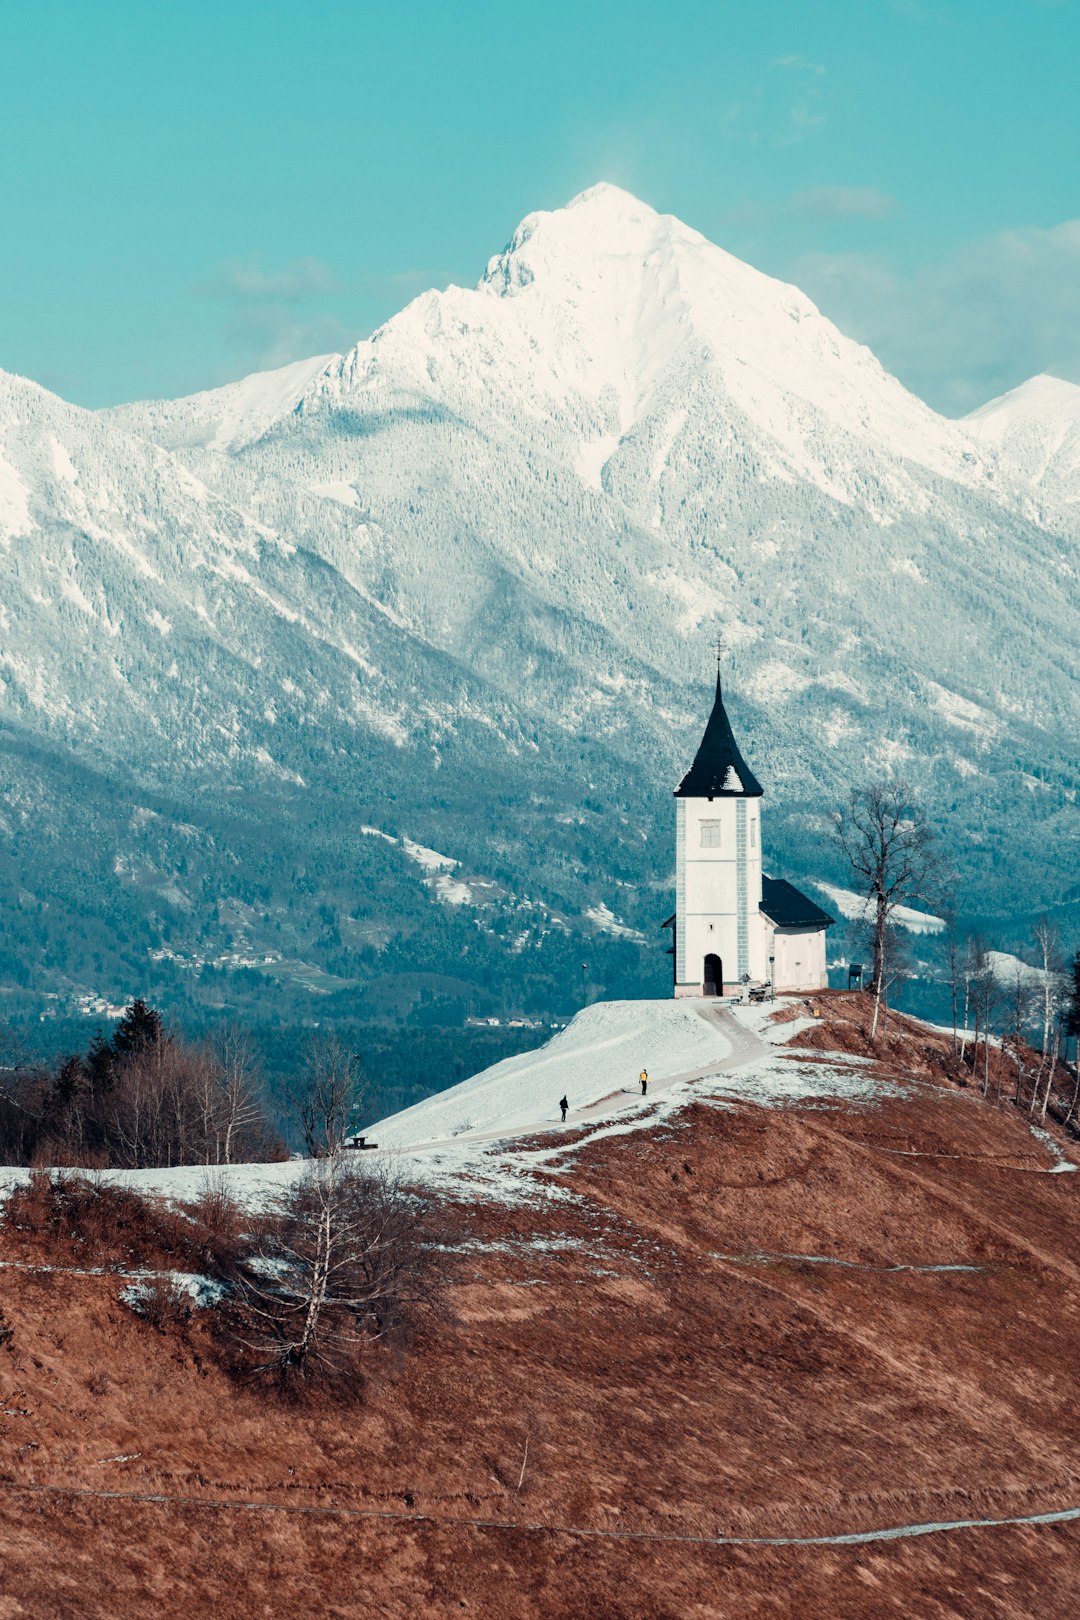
left=3, top=185, right=1078, bottom=1016
left=964, top=373, right=1080, bottom=509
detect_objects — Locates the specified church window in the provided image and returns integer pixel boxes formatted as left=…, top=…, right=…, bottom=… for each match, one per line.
left=700, top=821, right=722, bottom=848
left=750, top=819, right=757, bottom=848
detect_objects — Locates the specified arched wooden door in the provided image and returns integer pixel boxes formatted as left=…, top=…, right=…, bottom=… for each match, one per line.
left=704, top=953, right=723, bottom=996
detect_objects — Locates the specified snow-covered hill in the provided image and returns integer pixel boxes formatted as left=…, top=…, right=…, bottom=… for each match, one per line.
left=372, top=998, right=733, bottom=1147
left=965, top=374, right=1080, bottom=509
left=2, top=185, right=1079, bottom=1014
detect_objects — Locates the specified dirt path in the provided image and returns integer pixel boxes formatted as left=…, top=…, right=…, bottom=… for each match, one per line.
left=0, top=1477, right=1077, bottom=1551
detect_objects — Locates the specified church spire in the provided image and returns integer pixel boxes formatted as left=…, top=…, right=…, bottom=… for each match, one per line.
left=675, top=668, right=763, bottom=798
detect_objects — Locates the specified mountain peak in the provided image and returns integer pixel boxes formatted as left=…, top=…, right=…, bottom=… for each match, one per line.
left=964, top=371, right=1080, bottom=503
left=563, top=181, right=661, bottom=219
left=967, top=372, right=1080, bottom=422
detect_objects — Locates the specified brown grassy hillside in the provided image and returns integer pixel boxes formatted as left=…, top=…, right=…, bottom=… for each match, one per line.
left=1, top=995, right=1078, bottom=1618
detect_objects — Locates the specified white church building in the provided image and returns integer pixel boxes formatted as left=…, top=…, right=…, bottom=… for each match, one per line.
left=662, top=672, right=833, bottom=997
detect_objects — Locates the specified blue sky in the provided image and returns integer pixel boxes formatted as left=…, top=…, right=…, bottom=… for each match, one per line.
left=2, top=0, right=1077, bottom=411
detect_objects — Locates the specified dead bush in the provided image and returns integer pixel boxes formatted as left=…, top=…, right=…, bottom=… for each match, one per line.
left=225, top=1157, right=446, bottom=1398
left=4, top=1170, right=191, bottom=1270
left=181, top=1171, right=248, bottom=1280
left=132, top=1278, right=193, bottom=1333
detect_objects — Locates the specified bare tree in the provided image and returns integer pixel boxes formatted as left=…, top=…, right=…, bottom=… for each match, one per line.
left=231, top=1158, right=438, bottom=1390
left=213, top=1024, right=265, bottom=1164
left=943, top=900, right=961, bottom=1055
left=1001, top=966, right=1037, bottom=1107
left=289, top=1035, right=365, bottom=1159
left=973, top=951, right=998, bottom=1096
left=834, top=780, right=945, bottom=1041
left=1030, top=919, right=1066, bottom=1119
left=958, top=934, right=985, bottom=1067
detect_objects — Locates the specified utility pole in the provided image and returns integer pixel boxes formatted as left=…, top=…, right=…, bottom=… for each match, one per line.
left=581, top=962, right=588, bottom=1009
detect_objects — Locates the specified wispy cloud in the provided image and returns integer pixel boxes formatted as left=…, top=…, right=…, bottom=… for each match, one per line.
left=194, top=254, right=352, bottom=372
left=721, top=55, right=829, bottom=147
left=771, top=54, right=826, bottom=76
left=191, top=253, right=453, bottom=376
left=792, top=219, right=1080, bottom=412
left=771, top=55, right=828, bottom=143
left=790, top=186, right=900, bottom=220
left=726, top=185, right=900, bottom=226
left=197, top=256, right=341, bottom=301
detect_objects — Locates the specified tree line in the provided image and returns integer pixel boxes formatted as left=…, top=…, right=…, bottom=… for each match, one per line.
left=835, top=778, right=1080, bottom=1131
left=1, top=1015, right=445, bottom=1398
left=0, top=999, right=280, bottom=1168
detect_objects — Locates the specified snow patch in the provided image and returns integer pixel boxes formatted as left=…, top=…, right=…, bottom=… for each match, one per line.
left=585, top=902, right=645, bottom=942
left=0, top=455, right=32, bottom=538
left=576, top=434, right=619, bottom=492
left=401, top=836, right=457, bottom=873
left=813, top=882, right=944, bottom=935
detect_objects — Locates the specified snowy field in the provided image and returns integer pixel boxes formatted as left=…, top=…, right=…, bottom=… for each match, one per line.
left=0, top=998, right=893, bottom=1209
left=370, top=998, right=732, bottom=1148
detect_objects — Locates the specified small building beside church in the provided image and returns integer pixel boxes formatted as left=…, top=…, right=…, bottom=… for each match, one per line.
left=662, top=671, right=833, bottom=997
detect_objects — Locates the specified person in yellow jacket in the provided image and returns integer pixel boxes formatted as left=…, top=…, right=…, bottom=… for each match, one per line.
left=639, top=1069, right=648, bottom=1096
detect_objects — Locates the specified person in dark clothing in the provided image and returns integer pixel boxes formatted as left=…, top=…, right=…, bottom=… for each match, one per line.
left=559, top=1095, right=569, bottom=1122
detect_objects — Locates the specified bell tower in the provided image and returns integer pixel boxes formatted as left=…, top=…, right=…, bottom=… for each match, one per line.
left=671, top=666, right=765, bottom=996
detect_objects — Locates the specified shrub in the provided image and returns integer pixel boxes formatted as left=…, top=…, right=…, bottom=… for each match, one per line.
left=226, top=1158, right=444, bottom=1397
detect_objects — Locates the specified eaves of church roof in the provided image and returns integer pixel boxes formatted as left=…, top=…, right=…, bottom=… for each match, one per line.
left=674, top=671, right=763, bottom=798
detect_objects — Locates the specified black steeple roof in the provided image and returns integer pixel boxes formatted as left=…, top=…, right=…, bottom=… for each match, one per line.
left=675, top=670, right=763, bottom=799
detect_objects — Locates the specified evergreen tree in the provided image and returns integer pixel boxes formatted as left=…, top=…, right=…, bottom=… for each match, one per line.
left=1066, top=950, right=1080, bottom=1064
left=51, top=1055, right=84, bottom=1110
left=85, top=1027, right=117, bottom=1092
left=112, top=998, right=163, bottom=1057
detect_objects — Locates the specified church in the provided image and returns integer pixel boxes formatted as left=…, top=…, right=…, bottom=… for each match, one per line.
left=662, top=670, right=833, bottom=997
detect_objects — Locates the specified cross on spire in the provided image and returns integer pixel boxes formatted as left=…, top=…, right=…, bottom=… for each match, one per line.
left=714, top=628, right=729, bottom=675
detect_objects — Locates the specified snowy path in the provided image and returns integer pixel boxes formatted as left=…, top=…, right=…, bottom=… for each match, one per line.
left=1, top=1477, right=1077, bottom=1552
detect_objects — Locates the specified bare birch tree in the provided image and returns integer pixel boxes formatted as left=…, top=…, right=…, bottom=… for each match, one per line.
left=943, top=900, right=961, bottom=1055
left=1002, top=967, right=1037, bottom=1107
left=212, top=1024, right=265, bottom=1164
left=958, top=934, right=985, bottom=1066
left=1030, top=919, right=1066, bottom=1119
left=974, top=951, right=998, bottom=1096
left=834, top=780, right=944, bottom=1041
left=231, top=1159, right=438, bottom=1390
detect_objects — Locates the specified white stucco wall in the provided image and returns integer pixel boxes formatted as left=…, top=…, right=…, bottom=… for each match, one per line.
left=675, top=795, right=765, bottom=993
left=765, top=921, right=829, bottom=992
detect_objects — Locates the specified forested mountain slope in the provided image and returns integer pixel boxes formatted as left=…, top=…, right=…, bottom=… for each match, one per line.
left=2, top=186, right=1077, bottom=1018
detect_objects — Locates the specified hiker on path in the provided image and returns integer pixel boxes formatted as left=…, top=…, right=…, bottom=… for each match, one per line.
left=640, top=1069, right=649, bottom=1096
left=559, top=1095, right=569, bottom=1122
